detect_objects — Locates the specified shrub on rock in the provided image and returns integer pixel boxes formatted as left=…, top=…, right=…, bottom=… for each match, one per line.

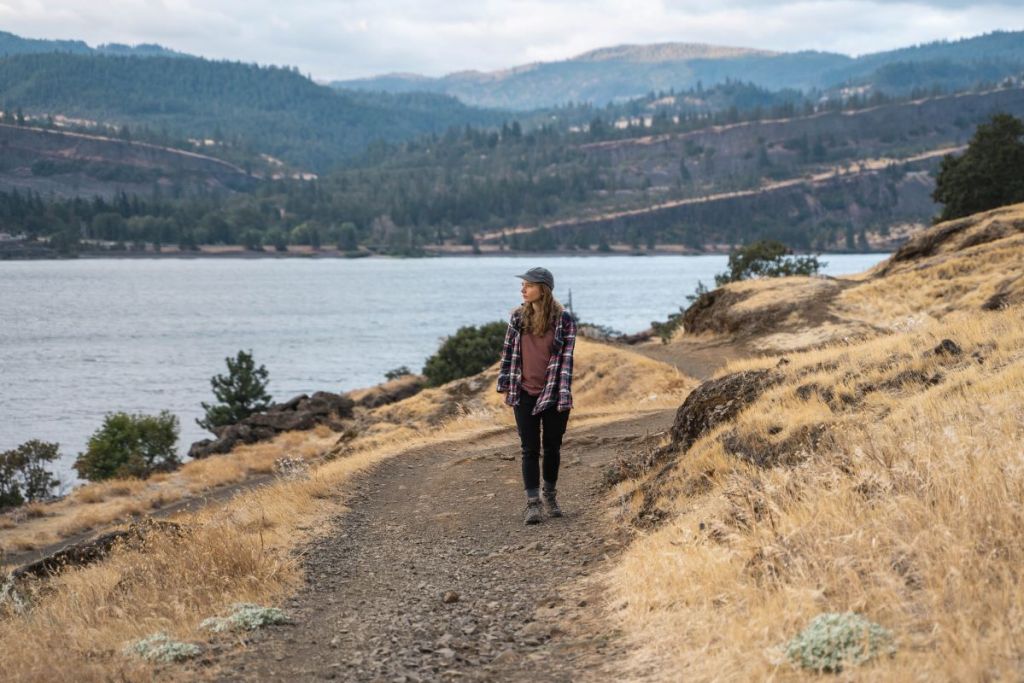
left=197, top=350, right=272, bottom=434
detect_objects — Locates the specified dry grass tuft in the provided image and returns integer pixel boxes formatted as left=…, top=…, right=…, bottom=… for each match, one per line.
left=607, top=305, right=1024, bottom=680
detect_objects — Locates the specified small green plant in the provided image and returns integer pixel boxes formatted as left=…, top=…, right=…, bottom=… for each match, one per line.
left=0, top=440, right=62, bottom=509
left=785, top=611, right=895, bottom=672
left=73, top=412, right=180, bottom=481
left=123, top=632, right=201, bottom=663
left=384, top=365, right=412, bottom=381
left=422, top=321, right=508, bottom=387
left=201, top=603, right=290, bottom=632
left=197, top=350, right=272, bottom=433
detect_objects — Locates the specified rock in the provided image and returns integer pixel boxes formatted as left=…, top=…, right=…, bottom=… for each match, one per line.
left=932, top=339, right=963, bottom=357
left=442, top=591, right=460, bottom=604
left=518, top=622, right=550, bottom=639
left=5, top=520, right=184, bottom=583
left=490, top=650, right=520, bottom=666
left=670, top=369, right=781, bottom=452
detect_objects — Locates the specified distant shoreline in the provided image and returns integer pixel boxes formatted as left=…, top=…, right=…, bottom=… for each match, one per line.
left=1, top=243, right=893, bottom=261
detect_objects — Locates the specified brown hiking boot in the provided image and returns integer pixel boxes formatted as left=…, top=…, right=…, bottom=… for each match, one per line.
left=524, top=498, right=543, bottom=525
left=542, top=489, right=562, bottom=517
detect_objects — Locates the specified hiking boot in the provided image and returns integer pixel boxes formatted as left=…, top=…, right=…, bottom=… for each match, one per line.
left=524, top=498, right=543, bottom=525
left=542, top=489, right=562, bottom=518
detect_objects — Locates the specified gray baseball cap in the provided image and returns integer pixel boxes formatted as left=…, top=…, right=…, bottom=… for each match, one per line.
left=516, top=267, right=554, bottom=290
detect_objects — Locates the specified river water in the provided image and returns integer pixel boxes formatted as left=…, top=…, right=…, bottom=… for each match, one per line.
left=0, top=254, right=886, bottom=482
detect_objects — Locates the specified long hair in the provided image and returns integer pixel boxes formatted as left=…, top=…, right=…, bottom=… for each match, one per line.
left=519, top=283, right=563, bottom=336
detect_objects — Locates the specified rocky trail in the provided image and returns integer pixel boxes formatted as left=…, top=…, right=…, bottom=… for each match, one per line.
left=204, top=409, right=675, bottom=682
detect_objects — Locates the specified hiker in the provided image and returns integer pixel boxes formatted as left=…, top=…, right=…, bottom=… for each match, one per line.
left=496, top=267, right=577, bottom=525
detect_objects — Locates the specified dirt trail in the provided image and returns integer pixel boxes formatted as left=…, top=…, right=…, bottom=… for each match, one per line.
left=206, top=409, right=674, bottom=682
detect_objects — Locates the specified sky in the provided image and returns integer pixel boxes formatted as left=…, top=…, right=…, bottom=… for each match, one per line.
left=1, top=0, right=1022, bottom=82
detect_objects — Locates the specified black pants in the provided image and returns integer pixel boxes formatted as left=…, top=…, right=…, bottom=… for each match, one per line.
left=513, top=392, right=570, bottom=494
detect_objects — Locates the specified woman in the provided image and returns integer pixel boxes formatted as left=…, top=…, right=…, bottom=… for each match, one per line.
left=496, top=266, right=577, bottom=525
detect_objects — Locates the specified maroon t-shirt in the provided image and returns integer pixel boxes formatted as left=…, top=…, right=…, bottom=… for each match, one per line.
left=520, top=327, right=555, bottom=396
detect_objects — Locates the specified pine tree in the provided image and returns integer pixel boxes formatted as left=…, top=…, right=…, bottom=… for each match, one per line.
left=197, top=350, right=272, bottom=433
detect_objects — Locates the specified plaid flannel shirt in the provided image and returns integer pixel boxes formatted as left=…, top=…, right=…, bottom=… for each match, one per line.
left=496, top=308, right=576, bottom=414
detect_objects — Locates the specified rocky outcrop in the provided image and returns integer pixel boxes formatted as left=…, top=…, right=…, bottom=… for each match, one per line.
left=669, top=369, right=782, bottom=452
left=348, top=375, right=425, bottom=409
left=188, top=391, right=354, bottom=459
left=8, top=520, right=185, bottom=582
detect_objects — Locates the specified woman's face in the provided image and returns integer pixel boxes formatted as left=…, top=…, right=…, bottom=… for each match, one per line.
left=521, top=281, right=543, bottom=304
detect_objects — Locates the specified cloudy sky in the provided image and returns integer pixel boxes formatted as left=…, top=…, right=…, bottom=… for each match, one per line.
left=1, top=0, right=1022, bottom=81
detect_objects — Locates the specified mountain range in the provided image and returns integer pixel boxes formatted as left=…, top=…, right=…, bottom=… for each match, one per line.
left=333, top=31, right=1024, bottom=109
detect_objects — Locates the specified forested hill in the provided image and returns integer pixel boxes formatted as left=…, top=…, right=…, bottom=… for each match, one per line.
left=334, top=30, right=1024, bottom=109
left=0, top=31, right=183, bottom=59
left=0, top=52, right=508, bottom=171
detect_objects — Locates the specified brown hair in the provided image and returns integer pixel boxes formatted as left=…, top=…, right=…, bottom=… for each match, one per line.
left=519, top=283, right=563, bottom=336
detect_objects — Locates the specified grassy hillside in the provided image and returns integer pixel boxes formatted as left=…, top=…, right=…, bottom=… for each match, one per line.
left=609, top=203, right=1024, bottom=678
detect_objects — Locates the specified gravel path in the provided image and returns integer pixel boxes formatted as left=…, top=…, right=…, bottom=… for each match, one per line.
left=207, top=409, right=674, bottom=682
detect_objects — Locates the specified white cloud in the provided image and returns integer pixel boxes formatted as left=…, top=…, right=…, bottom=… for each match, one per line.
left=1, top=0, right=1022, bottom=80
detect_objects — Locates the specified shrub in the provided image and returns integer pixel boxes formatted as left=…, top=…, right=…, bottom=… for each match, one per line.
left=422, top=321, right=508, bottom=387
left=200, top=603, right=290, bottom=632
left=715, top=239, right=823, bottom=286
left=785, top=612, right=895, bottom=672
left=0, top=440, right=62, bottom=510
left=73, top=411, right=180, bottom=482
left=385, top=365, right=412, bottom=381
left=197, top=350, right=272, bottom=433
left=123, top=633, right=201, bottom=663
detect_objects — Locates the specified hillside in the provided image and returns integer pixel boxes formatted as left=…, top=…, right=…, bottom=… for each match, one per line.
left=0, top=123, right=256, bottom=198
left=333, top=31, right=1024, bottom=109
left=606, top=202, right=1024, bottom=679
left=0, top=52, right=508, bottom=171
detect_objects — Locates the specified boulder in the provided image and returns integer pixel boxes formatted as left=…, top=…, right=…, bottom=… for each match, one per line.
left=670, top=369, right=781, bottom=452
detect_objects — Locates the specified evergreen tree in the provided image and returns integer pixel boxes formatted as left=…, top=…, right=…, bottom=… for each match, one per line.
left=933, top=113, right=1024, bottom=220
left=198, top=350, right=272, bottom=432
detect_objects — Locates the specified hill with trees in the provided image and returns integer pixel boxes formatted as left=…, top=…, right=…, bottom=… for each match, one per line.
left=0, top=52, right=508, bottom=171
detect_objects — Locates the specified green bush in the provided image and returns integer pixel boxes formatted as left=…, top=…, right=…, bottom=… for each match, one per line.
left=422, top=321, right=508, bottom=387
left=0, top=440, right=62, bottom=509
left=73, top=411, right=180, bottom=481
left=197, top=350, right=272, bottom=433
left=785, top=612, right=895, bottom=672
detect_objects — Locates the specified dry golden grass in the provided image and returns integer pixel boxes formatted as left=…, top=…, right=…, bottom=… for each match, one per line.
left=0, top=427, right=340, bottom=556
left=607, top=305, right=1024, bottom=680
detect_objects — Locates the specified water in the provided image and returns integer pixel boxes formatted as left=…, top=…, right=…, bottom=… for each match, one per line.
left=0, top=253, right=886, bottom=482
